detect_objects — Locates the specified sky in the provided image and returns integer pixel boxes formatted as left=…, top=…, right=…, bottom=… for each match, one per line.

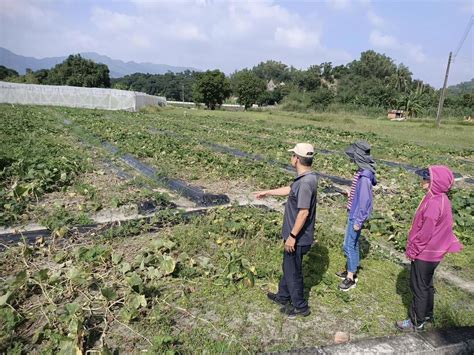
left=0, top=0, right=472, bottom=88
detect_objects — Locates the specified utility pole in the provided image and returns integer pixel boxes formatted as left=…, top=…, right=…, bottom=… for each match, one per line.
left=436, top=52, right=452, bottom=128
left=182, top=83, right=185, bottom=102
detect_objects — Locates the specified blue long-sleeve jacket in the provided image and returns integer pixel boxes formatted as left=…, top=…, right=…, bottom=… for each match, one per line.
left=348, top=169, right=376, bottom=226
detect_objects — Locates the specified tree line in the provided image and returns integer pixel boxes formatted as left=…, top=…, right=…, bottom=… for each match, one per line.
left=111, top=50, right=473, bottom=117
left=1, top=50, right=472, bottom=117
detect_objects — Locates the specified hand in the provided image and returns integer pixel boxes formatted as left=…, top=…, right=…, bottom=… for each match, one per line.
left=253, top=191, right=268, bottom=199
left=353, top=224, right=361, bottom=231
left=285, top=236, right=296, bottom=253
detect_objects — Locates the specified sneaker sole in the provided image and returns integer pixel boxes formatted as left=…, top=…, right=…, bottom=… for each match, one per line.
left=337, top=276, right=358, bottom=282
left=339, top=283, right=357, bottom=292
left=288, top=311, right=311, bottom=319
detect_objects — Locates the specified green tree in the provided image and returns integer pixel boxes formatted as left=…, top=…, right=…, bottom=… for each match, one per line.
left=192, top=70, right=231, bottom=109
left=388, top=63, right=412, bottom=93
left=252, top=60, right=292, bottom=82
left=310, top=87, right=335, bottom=110
left=396, top=82, right=427, bottom=117
left=0, top=65, right=18, bottom=80
left=46, top=54, right=110, bottom=88
left=349, top=50, right=397, bottom=79
left=296, top=65, right=321, bottom=92
left=232, top=70, right=266, bottom=109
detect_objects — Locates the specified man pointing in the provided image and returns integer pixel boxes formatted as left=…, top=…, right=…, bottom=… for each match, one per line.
left=254, top=143, right=318, bottom=318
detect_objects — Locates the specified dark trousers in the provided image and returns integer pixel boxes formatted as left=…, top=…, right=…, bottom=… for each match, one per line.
left=276, top=245, right=311, bottom=310
left=409, top=259, right=439, bottom=325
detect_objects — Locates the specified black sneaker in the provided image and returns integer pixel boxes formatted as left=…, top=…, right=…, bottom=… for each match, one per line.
left=267, top=292, right=290, bottom=306
left=336, top=270, right=358, bottom=281
left=338, top=277, right=357, bottom=291
left=280, top=306, right=311, bottom=319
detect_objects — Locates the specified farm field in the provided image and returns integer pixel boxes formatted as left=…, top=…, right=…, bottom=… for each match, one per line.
left=1, top=104, right=473, bottom=353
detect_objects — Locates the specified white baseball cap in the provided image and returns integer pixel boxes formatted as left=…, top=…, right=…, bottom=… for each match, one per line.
left=288, top=143, right=314, bottom=158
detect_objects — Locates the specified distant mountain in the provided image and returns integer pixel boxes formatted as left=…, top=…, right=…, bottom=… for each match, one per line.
left=0, top=47, right=198, bottom=78
left=448, top=78, right=474, bottom=96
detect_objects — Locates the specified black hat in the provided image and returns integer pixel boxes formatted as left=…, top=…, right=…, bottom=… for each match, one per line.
left=415, top=168, right=430, bottom=180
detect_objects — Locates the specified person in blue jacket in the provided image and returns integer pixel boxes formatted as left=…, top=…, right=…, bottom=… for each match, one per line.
left=336, top=140, right=377, bottom=291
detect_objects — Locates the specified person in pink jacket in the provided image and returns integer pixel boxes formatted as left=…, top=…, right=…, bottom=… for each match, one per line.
left=396, top=165, right=463, bottom=331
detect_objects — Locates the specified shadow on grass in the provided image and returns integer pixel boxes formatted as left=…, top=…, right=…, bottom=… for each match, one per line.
left=396, top=265, right=471, bottom=328
left=303, top=243, right=330, bottom=299
left=396, top=265, right=412, bottom=317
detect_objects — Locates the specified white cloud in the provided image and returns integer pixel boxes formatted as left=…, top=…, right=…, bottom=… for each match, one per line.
left=369, top=30, right=426, bottom=64
left=327, top=0, right=351, bottom=10
left=369, top=30, right=398, bottom=48
left=274, top=27, right=320, bottom=49
left=0, top=0, right=57, bottom=28
left=91, top=7, right=140, bottom=32
left=406, top=43, right=426, bottom=64
left=129, top=34, right=151, bottom=49
left=168, top=23, right=208, bottom=41
left=367, top=9, right=384, bottom=27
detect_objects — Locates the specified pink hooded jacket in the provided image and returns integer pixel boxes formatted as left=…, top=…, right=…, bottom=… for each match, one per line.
left=406, top=165, right=463, bottom=262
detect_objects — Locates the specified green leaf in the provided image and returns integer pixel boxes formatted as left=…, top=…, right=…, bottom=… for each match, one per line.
left=126, top=272, right=144, bottom=293
left=101, top=287, right=117, bottom=301
left=112, top=253, right=123, bottom=265
left=151, top=239, right=175, bottom=251
left=119, top=307, right=137, bottom=323
left=65, top=303, right=80, bottom=315
left=36, top=269, right=49, bottom=281
left=68, top=267, right=88, bottom=286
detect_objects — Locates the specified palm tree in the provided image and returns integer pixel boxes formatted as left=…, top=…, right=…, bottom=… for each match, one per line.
left=397, top=82, right=425, bottom=117
left=389, top=64, right=413, bottom=93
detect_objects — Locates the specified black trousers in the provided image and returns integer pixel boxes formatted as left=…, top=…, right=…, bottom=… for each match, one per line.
left=276, top=245, right=311, bottom=310
left=409, top=259, right=439, bottom=325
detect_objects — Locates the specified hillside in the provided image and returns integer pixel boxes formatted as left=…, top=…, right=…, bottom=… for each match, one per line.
left=0, top=47, right=198, bottom=78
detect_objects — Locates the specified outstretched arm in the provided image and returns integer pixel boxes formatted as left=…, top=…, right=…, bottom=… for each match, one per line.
left=253, top=186, right=291, bottom=199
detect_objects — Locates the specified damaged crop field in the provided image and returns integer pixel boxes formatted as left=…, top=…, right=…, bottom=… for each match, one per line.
left=1, top=104, right=473, bottom=353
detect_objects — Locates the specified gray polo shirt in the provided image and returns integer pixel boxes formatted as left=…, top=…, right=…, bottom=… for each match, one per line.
left=282, top=171, right=318, bottom=246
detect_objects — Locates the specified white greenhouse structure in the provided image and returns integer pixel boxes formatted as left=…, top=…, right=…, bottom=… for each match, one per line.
left=0, top=81, right=166, bottom=112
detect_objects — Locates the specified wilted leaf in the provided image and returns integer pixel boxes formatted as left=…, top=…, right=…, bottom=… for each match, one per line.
left=128, top=294, right=147, bottom=310
left=0, top=291, right=12, bottom=306
left=119, top=262, right=131, bottom=274
left=146, top=266, right=162, bottom=280
left=243, top=271, right=255, bottom=287
left=160, top=255, right=176, bottom=275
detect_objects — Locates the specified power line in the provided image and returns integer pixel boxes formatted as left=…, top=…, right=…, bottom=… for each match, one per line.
left=453, top=15, right=473, bottom=60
